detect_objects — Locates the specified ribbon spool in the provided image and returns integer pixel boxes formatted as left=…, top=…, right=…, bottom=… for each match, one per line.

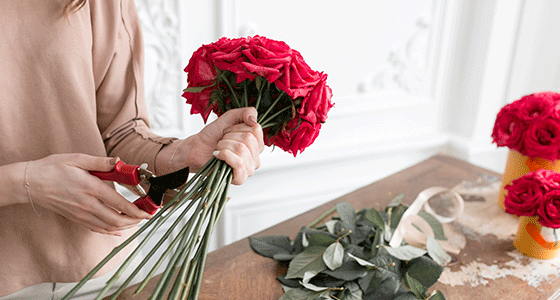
left=388, top=187, right=465, bottom=252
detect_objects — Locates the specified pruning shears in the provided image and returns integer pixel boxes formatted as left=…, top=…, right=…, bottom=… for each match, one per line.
left=90, top=161, right=190, bottom=215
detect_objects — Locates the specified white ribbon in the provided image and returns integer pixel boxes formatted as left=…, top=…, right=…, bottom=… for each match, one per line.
left=388, top=186, right=465, bottom=251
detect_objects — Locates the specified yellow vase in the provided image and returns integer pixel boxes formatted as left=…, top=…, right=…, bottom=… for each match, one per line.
left=498, top=150, right=560, bottom=209
left=513, top=216, right=560, bottom=259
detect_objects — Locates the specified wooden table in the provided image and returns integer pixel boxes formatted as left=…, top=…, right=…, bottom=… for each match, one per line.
left=112, top=154, right=560, bottom=300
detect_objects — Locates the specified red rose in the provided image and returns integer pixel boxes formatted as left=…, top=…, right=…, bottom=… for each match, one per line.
left=534, top=169, right=560, bottom=190
left=239, top=36, right=293, bottom=84
left=515, top=93, right=555, bottom=122
left=537, top=189, right=560, bottom=228
left=491, top=103, right=526, bottom=151
left=504, top=173, right=546, bottom=217
left=211, top=37, right=251, bottom=79
left=266, top=119, right=321, bottom=157
left=298, top=72, right=333, bottom=124
left=522, top=119, right=560, bottom=161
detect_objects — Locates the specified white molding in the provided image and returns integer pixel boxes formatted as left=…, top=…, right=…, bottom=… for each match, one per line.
left=471, top=0, right=524, bottom=142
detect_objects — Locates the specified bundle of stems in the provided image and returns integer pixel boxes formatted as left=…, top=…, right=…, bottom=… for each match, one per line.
left=62, top=74, right=295, bottom=300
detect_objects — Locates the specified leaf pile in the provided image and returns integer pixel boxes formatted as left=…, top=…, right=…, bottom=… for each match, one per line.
left=249, top=196, right=448, bottom=300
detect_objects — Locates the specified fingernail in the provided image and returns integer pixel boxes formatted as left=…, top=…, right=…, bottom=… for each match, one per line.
left=113, top=231, right=122, bottom=236
left=248, top=115, right=258, bottom=126
left=108, top=157, right=120, bottom=166
left=213, top=150, right=220, bottom=157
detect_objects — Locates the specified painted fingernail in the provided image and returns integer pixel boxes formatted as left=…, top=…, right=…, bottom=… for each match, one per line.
left=213, top=150, right=220, bottom=157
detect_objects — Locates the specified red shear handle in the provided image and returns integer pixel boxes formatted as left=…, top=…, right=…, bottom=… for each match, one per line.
left=90, top=161, right=141, bottom=186
left=133, top=196, right=161, bottom=215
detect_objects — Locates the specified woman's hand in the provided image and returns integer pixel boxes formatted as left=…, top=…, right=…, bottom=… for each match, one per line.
left=23, top=153, right=152, bottom=235
left=159, top=107, right=264, bottom=185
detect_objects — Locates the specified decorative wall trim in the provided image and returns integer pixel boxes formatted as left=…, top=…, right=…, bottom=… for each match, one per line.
left=135, top=0, right=184, bottom=134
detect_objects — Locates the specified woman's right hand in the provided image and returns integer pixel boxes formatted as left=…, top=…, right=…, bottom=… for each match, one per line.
left=21, top=153, right=152, bottom=236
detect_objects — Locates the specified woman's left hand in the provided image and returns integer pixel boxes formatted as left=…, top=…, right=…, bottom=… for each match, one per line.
left=157, top=107, right=264, bottom=185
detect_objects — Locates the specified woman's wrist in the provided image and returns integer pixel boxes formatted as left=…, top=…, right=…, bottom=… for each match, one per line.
left=155, top=137, right=195, bottom=176
left=0, top=161, right=32, bottom=206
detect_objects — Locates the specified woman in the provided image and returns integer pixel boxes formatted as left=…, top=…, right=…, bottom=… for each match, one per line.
left=0, top=0, right=264, bottom=299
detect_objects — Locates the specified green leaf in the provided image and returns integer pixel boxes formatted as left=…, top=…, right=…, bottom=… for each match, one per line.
left=418, top=211, right=447, bottom=241
left=336, top=202, right=356, bottom=226
left=323, top=259, right=368, bottom=281
left=249, top=236, right=292, bottom=259
left=347, top=253, right=376, bottom=269
left=286, top=246, right=328, bottom=279
left=301, top=271, right=328, bottom=292
left=183, top=84, right=213, bottom=93
left=323, top=241, right=344, bottom=270
left=277, top=274, right=302, bottom=289
left=426, top=236, right=452, bottom=266
left=363, top=276, right=401, bottom=300
left=384, top=245, right=427, bottom=261
left=279, top=287, right=329, bottom=300
left=388, top=193, right=405, bottom=208
left=370, top=229, right=383, bottom=257
left=389, top=205, right=407, bottom=233
left=342, top=282, right=362, bottom=300
left=405, top=272, right=427, bottom=299
left=427, top=290, right=446, bottom=300
left=365, top=207, right=385, bottom=230
left=406, top=256, right=444, bottom=288
left=307, top=232, right=337, bottom=247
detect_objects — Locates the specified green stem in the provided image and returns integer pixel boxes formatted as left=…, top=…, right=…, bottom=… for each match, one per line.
left=259, top=105, right=291, bottom=128
left=308, top=206, right=337, bottom=228
left=148, top=162, right=226, bottom=300
left=257, top=90, right=287, bottom=124
left=242, top=80, right=249, bottom=107
left=219, top=72, right=241, bottom=108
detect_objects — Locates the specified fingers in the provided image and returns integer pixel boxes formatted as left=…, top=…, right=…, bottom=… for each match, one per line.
left=214, top=116, right=264, bottom=185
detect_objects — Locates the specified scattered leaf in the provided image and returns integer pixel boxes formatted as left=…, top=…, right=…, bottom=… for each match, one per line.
left=418, top=211, right=447, bottom=241
left=323, top=241, right=344, bottom=270
left=426, top=236, right=452, bottom=266
left=278, top=287, right=329, bottom=300
left=427, top=290, right=446, bottom=300
left=286, top=246, right=328, bottom=279
left=323, top=259, right=368, bottom=281
left=342, top=282, right=363, bottom=300
left=365, top=207, right=385, bottom=230
left=249, top=236, right=292, bottom=259
left=405, top=272, right=427, bottom=299
left=407, top=256, right=444, bottom=288
left=384, top=245, right=427, bottom=261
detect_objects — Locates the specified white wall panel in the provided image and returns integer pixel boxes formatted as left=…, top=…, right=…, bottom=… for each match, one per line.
left=130, top=0, right=552, bottom=251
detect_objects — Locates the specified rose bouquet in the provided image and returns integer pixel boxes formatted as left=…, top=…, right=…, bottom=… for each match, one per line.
left=62, top=35, right=333, bottom=300
left=492, top=91, right=560, bottom=208
left=492, top=91, right=560, bottom=161
left=504, top=169, right=560, bottom=259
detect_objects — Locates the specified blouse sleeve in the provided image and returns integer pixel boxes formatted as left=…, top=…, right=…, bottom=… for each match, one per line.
left=90, top=0, right=175, bottom=172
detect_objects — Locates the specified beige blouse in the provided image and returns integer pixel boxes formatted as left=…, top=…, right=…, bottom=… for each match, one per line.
left=0, top=0, right=174, bottom=296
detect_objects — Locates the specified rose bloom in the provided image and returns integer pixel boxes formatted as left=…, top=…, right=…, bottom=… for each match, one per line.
left=522, top=118, right=560, bottom=161
left=537, top=189, right=560, bottom=228
left=504, top=174, right=546, bottom=217
left=298, top=72, right=334, bottom=124
left=266, top=118, right=321, bottom=157
left=491, top=103, right=526, bottom=151
left=534, top=169, right=560, bottom=190
left=515, top=93, right=555, bottom=122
